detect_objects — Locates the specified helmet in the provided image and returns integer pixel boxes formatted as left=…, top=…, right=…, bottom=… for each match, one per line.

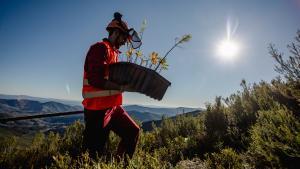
left=106, top=12, right=142, bottom=49
left=106, top=12, right=129, bottom=34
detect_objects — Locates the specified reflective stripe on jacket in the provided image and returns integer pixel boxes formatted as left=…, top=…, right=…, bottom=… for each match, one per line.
left=82, top=41, right=122, bottom=110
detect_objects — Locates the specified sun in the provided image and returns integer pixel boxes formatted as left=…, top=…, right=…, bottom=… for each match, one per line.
left=217, top=39, right=239, bottom=61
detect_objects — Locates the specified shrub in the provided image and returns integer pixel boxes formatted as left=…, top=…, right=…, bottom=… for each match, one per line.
left=205, top=97, right=228, bottom=140
left=60, top=120, right=84, bottom=155
left=248, top=108, right=300, bottom=169
left=0, top=121, right=84, bottom=169
left=204, top=97, right=229, bottom=152
left=205, top=148, right=245, bottom=169
left=0, top=136, right=18, bottom=168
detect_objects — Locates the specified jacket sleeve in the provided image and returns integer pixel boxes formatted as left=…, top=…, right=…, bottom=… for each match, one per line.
left=84, top=43, right=108, bottom=88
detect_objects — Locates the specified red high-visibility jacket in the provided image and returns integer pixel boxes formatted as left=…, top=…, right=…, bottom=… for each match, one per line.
left=82, top=40, right=122, bottom=110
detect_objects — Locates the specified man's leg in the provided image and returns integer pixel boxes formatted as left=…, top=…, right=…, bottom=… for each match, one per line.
left=109, top=106, right=140, bottom=159
left=83, top=108, right=110, bottom=158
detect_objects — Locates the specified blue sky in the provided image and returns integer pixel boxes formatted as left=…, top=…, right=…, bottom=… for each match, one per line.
left=1, top=0, right=300, bottom=108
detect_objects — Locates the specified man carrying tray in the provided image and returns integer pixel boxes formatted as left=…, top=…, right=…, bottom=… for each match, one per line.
left=82, top=12, right=141, bottom=160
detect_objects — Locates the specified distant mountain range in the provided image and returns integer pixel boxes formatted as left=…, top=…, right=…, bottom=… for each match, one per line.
left=0, top=99, right=82, bottom=114
left=0, top=94, right=82, bottom=106
left=0, top=94, right=203, bottom=135
left=127, top=110, right=162, bottom=122
left=141, top=110, right=203, bottom=131
left=0, top=93, right=202, bottom=117
left=124, top=105, right=200, bottom=117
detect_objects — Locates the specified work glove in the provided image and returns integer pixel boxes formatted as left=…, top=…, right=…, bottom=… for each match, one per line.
left=121, top=84, right=135, bottom=92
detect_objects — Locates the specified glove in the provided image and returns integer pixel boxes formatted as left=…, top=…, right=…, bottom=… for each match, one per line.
left=121, top=84, right=135, bottom=92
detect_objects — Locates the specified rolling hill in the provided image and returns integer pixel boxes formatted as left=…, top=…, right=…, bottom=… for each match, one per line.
left=141, top=109, right=203, bottom=131
left=0, top=95, right=203, bottom=135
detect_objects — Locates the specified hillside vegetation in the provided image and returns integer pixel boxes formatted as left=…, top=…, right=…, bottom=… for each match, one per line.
left=1, top=31, right=300, bottom=169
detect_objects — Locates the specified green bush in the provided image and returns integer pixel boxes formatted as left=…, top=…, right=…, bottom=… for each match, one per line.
left=205, top=97, right=228, bottom=140
left=248, top=108, right=300, bottom=169
left=225, top=80, right=277, bottom=150
left=0, top=136, right=18, bottom=168
left=203, top=97, right=229, bottom=152
left=0, top=121, right=84, bottom=169
left=205, top=148, right=245, bottom=169
left=268, top=30, right=300, bottom=116
left=60, top=120, right=84, bottom=155
left=50, top=149, right=171, bottom=169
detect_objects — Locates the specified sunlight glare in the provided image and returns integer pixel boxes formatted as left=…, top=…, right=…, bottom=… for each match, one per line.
left=217, top=39, right=239, bottom=60
left=216, top=17, right=240, bottom=62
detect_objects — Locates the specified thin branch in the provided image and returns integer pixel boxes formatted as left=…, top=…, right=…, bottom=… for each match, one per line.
left=154, top=34, right=191, bottom=71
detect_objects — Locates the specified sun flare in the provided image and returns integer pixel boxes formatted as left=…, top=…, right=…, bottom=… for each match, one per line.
left=217, top=39, right=239, bottom=61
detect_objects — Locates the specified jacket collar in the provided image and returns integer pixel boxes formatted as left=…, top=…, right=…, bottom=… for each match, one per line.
left=103, top=38, right=121, bottom=54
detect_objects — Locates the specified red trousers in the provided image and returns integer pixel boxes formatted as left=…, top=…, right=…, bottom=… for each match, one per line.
left=83, top=105, right=140, bottom=159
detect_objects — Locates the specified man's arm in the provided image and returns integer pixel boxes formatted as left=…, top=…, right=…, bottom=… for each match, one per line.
left=84, top=43, right=122, bottom=90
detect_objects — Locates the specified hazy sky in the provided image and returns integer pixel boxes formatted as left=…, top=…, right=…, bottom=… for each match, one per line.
left=1, top=0, right=300, bottom=108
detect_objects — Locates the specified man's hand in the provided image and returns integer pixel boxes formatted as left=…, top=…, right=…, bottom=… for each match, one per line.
left=103, top=81, right=122, bottom=90
left=103, top=80, right=135, bottom=92
left=121, top=84, right=135, bottom=92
